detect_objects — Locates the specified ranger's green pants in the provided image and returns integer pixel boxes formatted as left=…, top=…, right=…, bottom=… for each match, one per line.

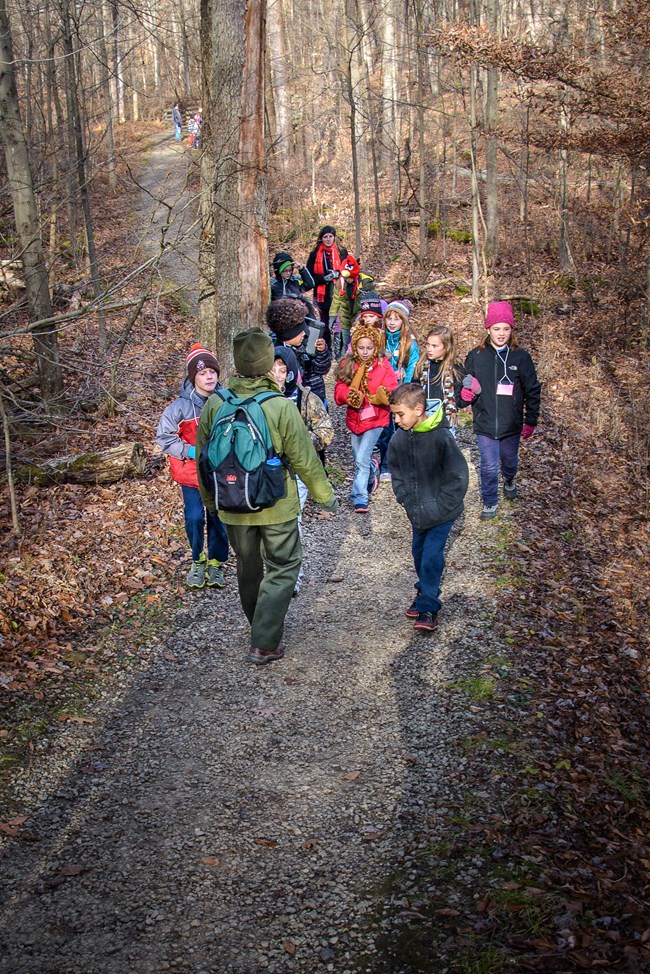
left=226, top=520, right=302, bottom=651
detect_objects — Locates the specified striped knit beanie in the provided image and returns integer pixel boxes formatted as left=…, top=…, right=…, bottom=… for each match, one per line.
left=186, top=343, right=220, bottom=385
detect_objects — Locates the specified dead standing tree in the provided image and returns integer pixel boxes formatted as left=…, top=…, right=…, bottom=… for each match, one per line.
left=198, top=0, right=268, bottom=377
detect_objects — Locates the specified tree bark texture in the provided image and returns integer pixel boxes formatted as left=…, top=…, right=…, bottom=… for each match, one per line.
left=200, top=0, right=268, bottom=377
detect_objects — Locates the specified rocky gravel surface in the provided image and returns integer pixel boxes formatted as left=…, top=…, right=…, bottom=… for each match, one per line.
left=0, top=418, right=513, bottom=974
left=0, top=136, right=513, bottom=973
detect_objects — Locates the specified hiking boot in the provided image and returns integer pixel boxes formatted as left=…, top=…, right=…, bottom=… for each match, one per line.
left=405, top=600, right=419, bottom=619
left=503, top=478, right=518, bottom=500
left=480, top=504, right=498, bottom=520
left=249, top=644, right=285, bottom=665
left=414, top=612, right=439, bottom=632
left=368, top=457, right=380, bottom=494
left=206, top=558, right=225, bottom=588
left=187, top=553, right=207, bottom=588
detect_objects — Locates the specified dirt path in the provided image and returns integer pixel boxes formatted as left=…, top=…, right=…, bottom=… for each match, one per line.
left=0, top=138, right=509, bottom=974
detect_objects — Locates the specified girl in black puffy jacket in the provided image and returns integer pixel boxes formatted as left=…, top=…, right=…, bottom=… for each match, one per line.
left=461, top=301, right=541, bottom=520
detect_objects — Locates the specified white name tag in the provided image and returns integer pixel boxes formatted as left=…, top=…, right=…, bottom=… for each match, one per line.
left=497, top=382, right=514, bottom=396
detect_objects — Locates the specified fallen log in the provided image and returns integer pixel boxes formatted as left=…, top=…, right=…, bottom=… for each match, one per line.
left=376, top=277, right=463, bottom=299
left=14, top=442, right=147, bottom=486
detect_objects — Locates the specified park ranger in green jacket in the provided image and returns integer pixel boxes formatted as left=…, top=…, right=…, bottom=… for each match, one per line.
left=196, top=327, right=338, bottom=665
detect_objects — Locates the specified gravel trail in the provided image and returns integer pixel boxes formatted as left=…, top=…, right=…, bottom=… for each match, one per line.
left=0, top=137, right=507, bottom=973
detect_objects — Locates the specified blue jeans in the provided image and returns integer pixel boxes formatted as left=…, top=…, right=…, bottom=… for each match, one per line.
left=377, top=416, right=396, bottom=473
left=350, top=427, right=382, bottom=507
left=412, top=520, right=453, bottom=614
left=174, top=123, right=182, bottom=140
left=181, top=485, right=229, bottom=562
left=476, top=433, right=520, bottom=507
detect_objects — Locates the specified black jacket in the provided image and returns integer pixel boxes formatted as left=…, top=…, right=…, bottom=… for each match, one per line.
left=293, top=337, right=332, bottom=404
left=387, top=422, right=469, bottom=533
left=306, top=244, right=349, bottom=312
left=462, top=343, right=541, bottom=439
left=270, top=267, right=315, bottom=302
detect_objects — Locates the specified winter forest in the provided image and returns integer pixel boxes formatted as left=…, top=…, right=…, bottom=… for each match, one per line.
left=0, top=0, right=649, bottom=971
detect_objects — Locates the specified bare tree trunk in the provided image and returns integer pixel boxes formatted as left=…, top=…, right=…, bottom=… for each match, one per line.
left=99, top=0, right=117, bottom=192
left=267, top=0, right=292, bottom=168
left=0, top=0, right=63, bottom=405
left=484, top=0, right=499, bottom=259
left=200, top=0, right=268, bottom=377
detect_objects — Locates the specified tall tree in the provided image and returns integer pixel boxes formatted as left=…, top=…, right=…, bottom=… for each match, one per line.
left=199, top=0, right=268, bottom=376
left=0, top=0, right=63, bottom=405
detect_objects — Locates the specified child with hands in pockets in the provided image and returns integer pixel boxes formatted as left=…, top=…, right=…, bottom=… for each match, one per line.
left=334, top=325, right=398, bottom=513
left=461, top=301, right=541, bottom=520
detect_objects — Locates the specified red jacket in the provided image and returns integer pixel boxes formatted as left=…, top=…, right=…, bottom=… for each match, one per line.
left=334, top=357, right=398, bottom=434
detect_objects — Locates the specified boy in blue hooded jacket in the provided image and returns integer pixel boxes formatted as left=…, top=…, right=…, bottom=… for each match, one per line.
left=387, top=383, right=469, bottom=633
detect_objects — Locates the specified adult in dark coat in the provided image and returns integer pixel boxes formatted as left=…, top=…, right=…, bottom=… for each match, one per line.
left=306, top=226, right=348, bottom=346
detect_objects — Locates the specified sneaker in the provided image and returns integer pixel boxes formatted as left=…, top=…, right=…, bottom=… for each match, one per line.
left=480, top=504, right=498, bottom=520
left=187, top=553, right=207, bottom=588
left=368, top=457, right=380, bottom=494
left=206, top=558, right=225, bottom=588
left=379, top=471, right=392, bottom=482
left=414, top=611, right=439, bottom=632
left=405, top=600, right=419, bottom=619
left=503, top=478, right=518, bottom=500
left=249, top=644, right=285, bottom=665
left=354, top=505, right=369, bottom=513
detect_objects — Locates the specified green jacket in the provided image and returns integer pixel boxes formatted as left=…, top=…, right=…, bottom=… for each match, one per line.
left=195, top=375, right=335, bottom=525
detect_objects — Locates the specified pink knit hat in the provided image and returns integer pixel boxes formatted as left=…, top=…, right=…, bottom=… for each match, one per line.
left=485, top=301, right=515, bottom=329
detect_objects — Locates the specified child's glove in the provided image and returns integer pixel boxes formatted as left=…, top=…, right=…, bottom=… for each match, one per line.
left=521, top=424, right=535, bottom=439
left=460, top=375, right=481, bottom=402
left=187, top=445, right=196, bottom=460
left=369, top=386, right=391, bottom=407
left=346, top=388, right=363, bottom=408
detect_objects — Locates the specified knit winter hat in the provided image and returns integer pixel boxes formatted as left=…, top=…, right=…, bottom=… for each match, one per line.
left=351, top=324, right=383, bottom=361
left=319, top=225, right=336, bottom=239
left=186, top=343, right=220, bottom=385
left=358, top=292, right=383, bottom=321
left=385, top=300, right=411, bottom=320
left=272, top=251, right=293, bottom=275
left=485, top=301, right=515, bottom=329
left=266, top=297, right=307, bottom=343
left=233, top=328, right=274, bottom=377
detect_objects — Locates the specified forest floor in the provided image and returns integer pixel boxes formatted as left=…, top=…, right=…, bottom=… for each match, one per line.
left=0, top=123, right=649, bottom=973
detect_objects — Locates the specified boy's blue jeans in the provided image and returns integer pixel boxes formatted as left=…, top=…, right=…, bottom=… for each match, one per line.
left=350, top=427, right=382, bottom=507
left=412, top=519, right=453, bottom=614
left=174, top=123, right=182, bottom=140
left=181, top=485, right=229, bottom=562
left=476, top=433, right=520, bottom=506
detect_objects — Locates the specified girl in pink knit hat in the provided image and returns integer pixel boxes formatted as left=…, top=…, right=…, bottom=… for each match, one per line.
left=460, top=301, right=541, bottom=520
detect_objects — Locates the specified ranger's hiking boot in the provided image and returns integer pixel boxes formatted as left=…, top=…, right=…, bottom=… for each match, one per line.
left=249, top=644, right=285, bottom=665
left=187, top=553, right=207, bottom=588
left=503, top=478, right=518, bottom=500
left=206, top=559, right=225, bottom=588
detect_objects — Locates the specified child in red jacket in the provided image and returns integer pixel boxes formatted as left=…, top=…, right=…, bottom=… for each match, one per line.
left=334, top=325, right=398, bottom=513
left=156, top=344, right=229, bottom=588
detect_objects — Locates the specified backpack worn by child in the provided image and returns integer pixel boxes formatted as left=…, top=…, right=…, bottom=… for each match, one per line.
left=198, top=390, right=289, bottom=512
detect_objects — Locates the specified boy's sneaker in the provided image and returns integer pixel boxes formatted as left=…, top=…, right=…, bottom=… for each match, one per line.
left=368, top=457, right=380, bottom=494
left=187, top=553, right=207, bottom=588
left=503, top=478, right=518, bottom=500
left=414, top=612, right=439, bottom=632
left=354, top=504, right=369, bottom=514
left=480, top=504, right=498, bottom=520
left=379, top=471, right=392, bottom=482
left=206, top=559, right=225, bottom=588
left=249, top=644, right=285, bottom=665
left=405, top=600, right=419, bottom=619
